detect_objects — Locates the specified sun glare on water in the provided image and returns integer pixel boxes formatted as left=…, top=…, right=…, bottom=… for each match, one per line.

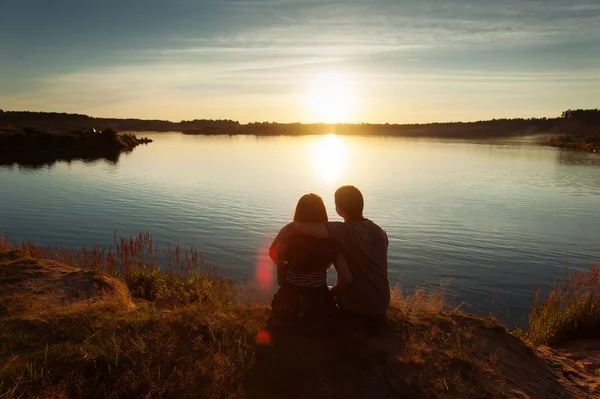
left=307, top=72, right=356, bottom=123
left=312, top=134, right=348, bottom=183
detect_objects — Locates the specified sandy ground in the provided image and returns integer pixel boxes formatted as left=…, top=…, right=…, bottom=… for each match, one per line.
left=0, top=250, right=133, bottom=317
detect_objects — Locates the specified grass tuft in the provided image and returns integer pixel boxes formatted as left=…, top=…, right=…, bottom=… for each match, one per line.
left=390, top=283, right=459, bottom=313
left=0, top=233, right=9, bottom=251
left=528, top=261, right=600, bottom=344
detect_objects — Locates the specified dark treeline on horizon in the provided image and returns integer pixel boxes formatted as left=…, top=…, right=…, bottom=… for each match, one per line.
left=1, top=108, right=599, bottom=139
left=560, top=109, right=600, bottom=136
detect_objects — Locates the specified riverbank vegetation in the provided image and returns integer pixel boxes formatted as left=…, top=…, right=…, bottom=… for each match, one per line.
left=0, top=109, right=575, bottom=139
left=548, top=109, right=600, bottom=153
left=0, top=127, right=152, bottom=168
left=0, top=127, right=151, bottom=154
left=1, top=233, right=598, bottom=398
left=2, top=109, right=599, bottom=143
left=528, top=262, right=600, bottom=345
left=549, top=135, right=600, bottom=153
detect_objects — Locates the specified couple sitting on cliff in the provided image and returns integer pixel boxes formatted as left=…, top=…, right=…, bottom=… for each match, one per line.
left=269, top=185, right=390, bottom=334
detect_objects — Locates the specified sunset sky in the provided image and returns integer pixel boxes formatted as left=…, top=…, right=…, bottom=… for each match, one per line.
left=1, top=0, right=599, bottom=123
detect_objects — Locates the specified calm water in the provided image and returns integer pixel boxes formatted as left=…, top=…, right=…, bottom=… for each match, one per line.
left=1, top=133, right=599, bottom=325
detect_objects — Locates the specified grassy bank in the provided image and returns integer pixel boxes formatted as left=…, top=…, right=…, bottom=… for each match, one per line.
left=1, top=233, right=598, bottom=398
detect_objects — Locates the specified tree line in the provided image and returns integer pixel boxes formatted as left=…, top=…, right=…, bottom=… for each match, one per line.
left=1, top=109, right=598, bottom=139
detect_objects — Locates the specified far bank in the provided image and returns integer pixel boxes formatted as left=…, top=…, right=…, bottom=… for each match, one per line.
left=1, top=108, right=597, bottom=139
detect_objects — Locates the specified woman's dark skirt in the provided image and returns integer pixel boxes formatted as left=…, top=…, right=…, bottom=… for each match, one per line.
left=270, top=283, right=337, bottom=329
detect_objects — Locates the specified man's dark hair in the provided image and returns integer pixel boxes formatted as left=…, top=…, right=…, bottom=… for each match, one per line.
left=334, top=185, right=364, bottom=221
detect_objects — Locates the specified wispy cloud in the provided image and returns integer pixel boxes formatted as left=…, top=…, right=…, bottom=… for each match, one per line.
left=1, top=0, right=599, bottom=122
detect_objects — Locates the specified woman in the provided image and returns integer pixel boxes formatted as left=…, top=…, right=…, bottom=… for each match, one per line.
left=269, top=193, right=352, bottom=329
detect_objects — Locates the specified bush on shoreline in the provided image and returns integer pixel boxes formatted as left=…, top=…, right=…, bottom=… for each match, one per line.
left=528, top=261, right=600, bottom=344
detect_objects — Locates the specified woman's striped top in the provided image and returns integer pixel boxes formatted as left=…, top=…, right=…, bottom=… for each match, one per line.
left=271, top=234, right=337, bottom=288
left=285, top=269, right=328, bottom=287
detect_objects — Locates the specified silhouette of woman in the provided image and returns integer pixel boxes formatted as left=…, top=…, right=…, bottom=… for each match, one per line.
left=268, top=193, right=351, bottom=329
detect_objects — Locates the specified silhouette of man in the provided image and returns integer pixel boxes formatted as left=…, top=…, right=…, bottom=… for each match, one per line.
left=273, top=185, right=390, bottom=332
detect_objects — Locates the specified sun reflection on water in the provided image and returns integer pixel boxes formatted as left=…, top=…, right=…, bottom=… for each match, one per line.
left=311, top=134, right=348, bottom=183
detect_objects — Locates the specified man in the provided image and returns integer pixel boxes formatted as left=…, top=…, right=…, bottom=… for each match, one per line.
left=273, top=185, right=390, bottom=332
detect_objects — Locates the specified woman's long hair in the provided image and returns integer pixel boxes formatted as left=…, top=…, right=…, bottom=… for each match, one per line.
left=293, top=193, right=328, bottom=223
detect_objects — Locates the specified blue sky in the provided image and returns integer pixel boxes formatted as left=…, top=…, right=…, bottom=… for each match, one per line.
left=1, top=0, right=599, bottom=123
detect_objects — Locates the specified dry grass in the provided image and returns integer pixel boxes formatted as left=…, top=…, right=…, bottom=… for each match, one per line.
left=0, top=234, right=9, bottom=251
left=7, top=231, right=230, bottom=308
left=0, top=232, right=265, bottom=398
left=11, top=231, right=216, bottom=276
left=1, top=299, right=516, bottom=399
left=0, top=300, right=269, bottom=398
left=1, top=233, right=591, bottom=398
left=528, top=261, right=600, bottom=344
left=390, top=283, right=460, bottom=313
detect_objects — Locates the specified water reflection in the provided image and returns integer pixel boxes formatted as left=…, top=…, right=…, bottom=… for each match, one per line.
left=0, top=149, right=122, bottom=170
left=550, top=149, right=600, bottom=195
left=2, top=133, right=599, bottom=326
left=556, top=149, right=600, bottom=167
left=311, top=134, right=348, bottom=183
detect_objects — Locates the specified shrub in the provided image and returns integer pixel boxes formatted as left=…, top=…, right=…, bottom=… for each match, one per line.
left=584, top=134, right=600, bottom=144
left=528, top=262, right=600, bottom=344
left=101, top=128, right=118, bottom=139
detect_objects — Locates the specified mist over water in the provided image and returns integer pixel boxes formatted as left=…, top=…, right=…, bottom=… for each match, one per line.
left=1, top=132, right=599, bottom=326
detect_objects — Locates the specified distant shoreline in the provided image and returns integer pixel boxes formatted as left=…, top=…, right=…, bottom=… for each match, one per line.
left=1, top=110, right=561, bottom=139
left=1, top=109, right=598, bottom=149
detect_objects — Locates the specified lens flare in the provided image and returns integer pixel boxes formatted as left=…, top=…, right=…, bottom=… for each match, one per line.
left=255, top=330, right=272, bottom=345
left=255, top=238, right=274, bottom=292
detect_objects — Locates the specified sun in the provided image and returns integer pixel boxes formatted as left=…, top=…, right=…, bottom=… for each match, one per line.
left=307, top=72, right=355, bottom=123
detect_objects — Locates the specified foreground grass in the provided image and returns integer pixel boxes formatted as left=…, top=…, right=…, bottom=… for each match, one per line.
left=0, top=294, right=512, bottom=398
left=528, top=261, right=600, bottom=344
left=2, top=232, right=230, bottom=308
left=0, top=299, right=268, bottom=398
left=1, top=233, right=598, bottom=398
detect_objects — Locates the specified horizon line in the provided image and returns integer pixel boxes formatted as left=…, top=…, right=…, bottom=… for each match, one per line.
left=2, top=108, right=581, bottom=126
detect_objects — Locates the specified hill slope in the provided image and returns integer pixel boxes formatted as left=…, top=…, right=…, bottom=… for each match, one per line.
left=0, top=250, right=598, bottom=398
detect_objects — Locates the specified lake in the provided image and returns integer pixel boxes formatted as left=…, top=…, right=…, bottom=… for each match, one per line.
left=1, top=132, right=599, bottom=326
